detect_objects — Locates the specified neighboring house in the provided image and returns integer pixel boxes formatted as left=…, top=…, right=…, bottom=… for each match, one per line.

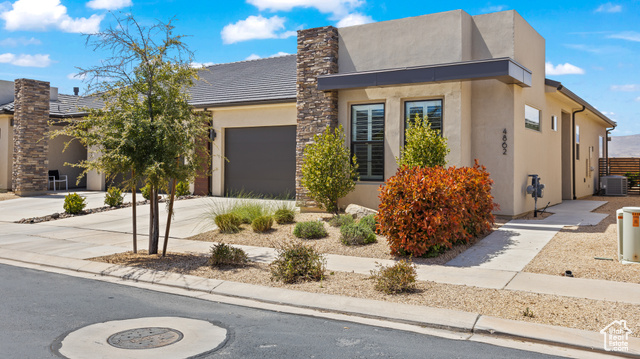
left=0, top=9, right=615, bottom=217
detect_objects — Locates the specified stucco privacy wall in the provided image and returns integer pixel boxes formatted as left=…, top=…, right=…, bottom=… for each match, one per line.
left=207, top=104, right=297, bottom=196
left=0, top=115, right=13, bottom=191
left=47, top=131, right=87, bottom=188
left=12, top=79, right=49, bottom=196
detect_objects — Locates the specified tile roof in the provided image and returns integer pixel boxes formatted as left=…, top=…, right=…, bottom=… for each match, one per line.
left=188, top=54, right=296, bottom=107
left=0, top=54, right=297, bottom=117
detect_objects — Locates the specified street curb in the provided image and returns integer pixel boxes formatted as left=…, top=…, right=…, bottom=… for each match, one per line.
left=1, top=249, right=638, bottom=358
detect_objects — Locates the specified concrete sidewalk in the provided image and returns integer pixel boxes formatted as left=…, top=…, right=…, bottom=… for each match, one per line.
left=1, top=195, right=638, bottom=357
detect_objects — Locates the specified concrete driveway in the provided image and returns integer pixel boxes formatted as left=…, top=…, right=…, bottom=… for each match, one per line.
left=0, top=192, right=291, bottom=259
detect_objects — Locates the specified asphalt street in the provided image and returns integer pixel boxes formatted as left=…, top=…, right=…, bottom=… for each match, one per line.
left=0, top=263, right=567, bottom=359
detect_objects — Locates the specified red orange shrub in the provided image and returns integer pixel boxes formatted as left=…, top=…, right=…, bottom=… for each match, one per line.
left=376, top=161, right=497, bottom=257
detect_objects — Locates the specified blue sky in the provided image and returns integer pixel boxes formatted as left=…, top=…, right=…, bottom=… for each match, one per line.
left=0, top=0, right=638, bottom=135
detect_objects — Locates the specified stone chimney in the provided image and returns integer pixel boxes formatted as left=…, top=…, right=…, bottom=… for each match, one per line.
left=12, top=78, right=50, bottom=196
left=295, top=26, right=339, bottom=208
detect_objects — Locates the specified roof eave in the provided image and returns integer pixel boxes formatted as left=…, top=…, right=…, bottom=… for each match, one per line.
left=545, top=78, right=616, bottom=128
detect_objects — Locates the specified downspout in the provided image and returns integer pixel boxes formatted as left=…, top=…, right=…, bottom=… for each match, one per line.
left=572, top=105, right=586, bottom=200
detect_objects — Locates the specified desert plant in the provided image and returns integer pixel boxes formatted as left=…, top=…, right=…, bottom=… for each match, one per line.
left=377, top=161, right=496, bottom=257
left=340, top=222, right=376, bottom=246
left=523, top=307, right=535, bottom=318
left=270, top=241, right=325, bottom=283
left=328, top=214, right=354, bottom=228
left=104, top=187, right=124, bottom=207
left=359, top=214, right=377, bottom=232
left=141, top=183, right=152, bottom=200
left=229, top=201, right=267, bottom=224
left=63, top=193, right=87, bottom=214
left=252, top=215, right=274, bottom=233
left=215, top=213, right=242, bottom=233
left=293, top=221, right=328, bottom=239
left=397, top=114, right=449, bottom=168
left=300, top=125, right=358, bottom=214
left=273, top=208, right=295, bottom=224
left=370, top=260, right=417, bottom=294
left=175, top=181, right=191, bottom=197
left=208, top=243, right=248, bottom=267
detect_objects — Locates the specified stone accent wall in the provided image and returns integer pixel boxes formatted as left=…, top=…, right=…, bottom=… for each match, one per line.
left=12, top=79, right=50, bottom=195
left=296, top=26, right=339, bottom=208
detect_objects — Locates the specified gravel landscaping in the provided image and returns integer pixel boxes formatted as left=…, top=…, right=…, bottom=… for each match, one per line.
left=93, top=250, right=640, bottom=337
left=524, top=195, right=640, bottom=283
left=0, top=192, right=18, bottom=201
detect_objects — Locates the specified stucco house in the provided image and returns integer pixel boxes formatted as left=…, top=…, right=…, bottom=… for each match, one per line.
left=0, top=9, right=615, bottom=217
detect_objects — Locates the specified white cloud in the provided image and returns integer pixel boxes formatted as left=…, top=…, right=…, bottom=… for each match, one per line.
left=247, top=0, right=363, bottom=18
left=67, top=72, right=86, bottom=80
left=86, top=0, right=132, bottom=10
left=244, top=51, right=291, bottom=61
left=0, top=53, right=51, bottom=67
left=609, top=31, right=640, bottom=42
left=0, top=0, right=103, bottom=33
left=602, top=111, right=616, bottom=116
left=0, top=36, right=41, bottom=46
left=190, top=61, right=215, bottom=68
left=545, top=62, right=585, bottom=75
left=595, top=2, right=622, bottom=13
left=481, top=5, right=507, bottom=13
left=221, top=15, right=295, bottom=44
left=336, top=12, right=373, bottom=27
left=636, top=97, right=640, bottom=102
left=610, top=84, right=639, bottom=91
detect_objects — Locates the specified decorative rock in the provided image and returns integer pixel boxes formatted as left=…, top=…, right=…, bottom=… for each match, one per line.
left=345, top=204, right=378, bottom=219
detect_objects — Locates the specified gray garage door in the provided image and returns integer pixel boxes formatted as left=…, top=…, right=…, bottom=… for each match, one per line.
left=224, top=126, right=296, bottom=198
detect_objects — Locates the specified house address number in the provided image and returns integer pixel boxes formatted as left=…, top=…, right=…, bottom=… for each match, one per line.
left=502, top=129, right=508, bottom=155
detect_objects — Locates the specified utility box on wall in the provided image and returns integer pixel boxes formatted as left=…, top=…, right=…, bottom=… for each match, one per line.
left=619, top=207, right=640, bottom=263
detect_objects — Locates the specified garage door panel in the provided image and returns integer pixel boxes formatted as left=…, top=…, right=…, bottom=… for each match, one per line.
left=224, top=126, right=296, bottom=197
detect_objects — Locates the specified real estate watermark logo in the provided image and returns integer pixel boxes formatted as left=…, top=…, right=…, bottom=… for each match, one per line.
left=600, top=320, right=632, bottom=352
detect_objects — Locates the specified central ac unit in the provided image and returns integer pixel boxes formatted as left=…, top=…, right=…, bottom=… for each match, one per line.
left=601, top=176, right=628, bottom=196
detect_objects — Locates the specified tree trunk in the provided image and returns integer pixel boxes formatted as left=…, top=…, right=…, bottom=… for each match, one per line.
left=148, top=185, right=159, bottom=254
left=131, top=170, right=137, bottom=253
left=162, top=178, right=176, bottom=257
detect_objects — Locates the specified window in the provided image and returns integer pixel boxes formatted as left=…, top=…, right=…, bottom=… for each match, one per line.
left=351, top=104, right=384, bottom=181
left=576, top=125, right=580, bottom=160
left=599, top=136, right=604, bottom=158
left=525, top=105, right=541, bottom=131
left=551, top=115, right=557, bottom=131
left=404, top=99, right=443, bottom=135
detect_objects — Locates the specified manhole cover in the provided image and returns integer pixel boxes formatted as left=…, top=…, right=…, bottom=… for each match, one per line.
left=107, top=327, right=184, bottom=349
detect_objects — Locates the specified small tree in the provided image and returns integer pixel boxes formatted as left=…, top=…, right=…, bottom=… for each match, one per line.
left=301, top=125, right=358, bottom=215
left=397, top=115, right=449, bottom=168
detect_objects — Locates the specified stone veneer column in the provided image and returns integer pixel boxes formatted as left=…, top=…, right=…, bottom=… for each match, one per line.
left=296, top=26, right=339, bottom=208
left=12, top=78, right=50, bottom=196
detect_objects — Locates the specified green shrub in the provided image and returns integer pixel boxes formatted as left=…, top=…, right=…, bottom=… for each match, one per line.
left=104, top=187, right=124, bottom=207
left=328, top=214, right=354, bottom=228
left=397, top=114, right=449, bottom=168
left=300, top=125, right=358, bottom=214
left=141, top=183, right=151, bottom=200
left=273, top=208, right=295, bottom=224
left=252, top=215, right=274, bottom=233
left=63, top=193, right=87, bottom=214
left=377, top=161, right=496, bottom=257
left=270, top=241, right=325, bottom=283
left=359, top=214, right=377, bottom=233
left=229, top=201, right=266, bottom=224
left=175, top=181, right=191, bottom=197
left=370, top=260, right=417, bottom=294
left=293, top=221, right=328, bottom=239
left=215, top=213, right=242, bottom=233
left=340, top=222, right=376, bottom=246
left=208, top=243, right=248, bottom=267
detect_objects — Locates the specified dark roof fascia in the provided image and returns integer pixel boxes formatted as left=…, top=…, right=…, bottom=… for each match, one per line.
left=545, top=78, right=616, bottom=127
left=190, top=97, right=296, bottom=109
left=317, top=57, right=532, bottom=91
